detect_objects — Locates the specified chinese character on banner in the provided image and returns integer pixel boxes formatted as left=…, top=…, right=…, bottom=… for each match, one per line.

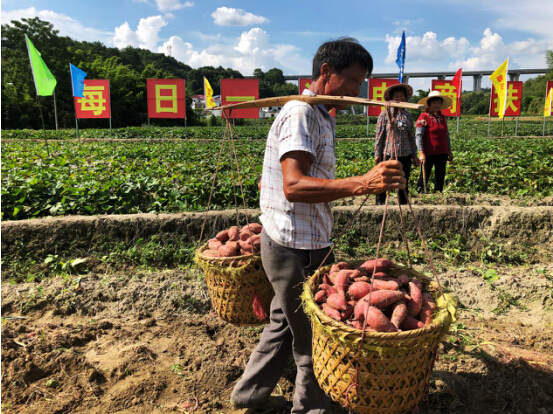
left=432, top=80, right=461, bottom=116
left=367, top=78, right=399, bottom=117
left=147, top=79, right=186, bottom=119
left=75, top=79, right=110, bottom=119
left=298, top=78, right=335, bottom=117
left=490, top=81, right=523, bottom=117
left=546, top=81, right=553, bottom=117
left=221, top=79, right=259, bottom=119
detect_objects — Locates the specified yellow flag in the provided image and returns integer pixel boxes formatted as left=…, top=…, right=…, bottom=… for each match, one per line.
left=489, top=58, right=509, bottom=118
left=545, top=87, right=553, bottom=117
left=204, top=77, right=216, bottom=108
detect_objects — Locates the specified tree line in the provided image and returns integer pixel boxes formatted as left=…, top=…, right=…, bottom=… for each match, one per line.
left=2, top=18, right=552, bottom=130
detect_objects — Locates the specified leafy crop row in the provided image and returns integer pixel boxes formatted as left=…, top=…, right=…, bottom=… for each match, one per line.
left=2, top=117, right=552, bottom=140
left=2, top=137, right=552, bottom=220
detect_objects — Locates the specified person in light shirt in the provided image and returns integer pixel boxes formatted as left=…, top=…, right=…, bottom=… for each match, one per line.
left=374, top=83, right=421, bottom=205
left=230, top=37, right=406, bottom=413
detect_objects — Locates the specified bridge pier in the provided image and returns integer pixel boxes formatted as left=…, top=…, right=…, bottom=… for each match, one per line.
left=509, top=72, right=520, bottom=82
left=473, top=75, right=482, bottom=92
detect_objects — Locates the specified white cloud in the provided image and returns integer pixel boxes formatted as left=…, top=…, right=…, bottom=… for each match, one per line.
left=164, top=13, right=175, bottom=19
left=1, top=7, right=113, bottom=44
left=384, top=27, right=550, bottom=74
left=211, top=7, right=268, bottom=27
left=385, top=32, right=469, bottom=67
left=114, top=15, right=167, bottom=51
left=158, top=28, right=310, bottom=75
left=114, top=22, right=139, bottom=48
left=155, top=0, right=193, bottom=12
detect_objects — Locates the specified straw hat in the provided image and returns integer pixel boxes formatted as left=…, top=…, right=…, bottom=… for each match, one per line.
left=383, top=83, right=413, bottom=101
left=418, top=90, right=453, bottom=110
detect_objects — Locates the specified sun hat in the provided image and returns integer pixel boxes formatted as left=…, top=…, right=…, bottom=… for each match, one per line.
left=418, top=90, right=453, bottom=110
left=383, top=83, right=413, bottom=101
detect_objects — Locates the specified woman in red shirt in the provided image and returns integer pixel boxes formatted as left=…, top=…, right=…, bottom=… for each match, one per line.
left=415, top=90, right=454, bottom=192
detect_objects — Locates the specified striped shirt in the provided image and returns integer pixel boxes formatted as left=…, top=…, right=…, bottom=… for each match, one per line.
left=259, top=91, right=336, bottom=249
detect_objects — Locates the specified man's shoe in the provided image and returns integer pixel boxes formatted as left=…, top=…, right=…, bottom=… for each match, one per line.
left=230, top=395, right=287, bottom=410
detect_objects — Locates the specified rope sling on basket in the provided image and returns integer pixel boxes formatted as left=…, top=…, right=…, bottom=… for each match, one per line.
left=194, top=110, right=273, bottom=326
left=299, top=100, right=457, bottom=414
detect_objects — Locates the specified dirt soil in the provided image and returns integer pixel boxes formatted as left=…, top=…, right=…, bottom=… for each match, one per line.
left=2, top=261, right=552, bottom=414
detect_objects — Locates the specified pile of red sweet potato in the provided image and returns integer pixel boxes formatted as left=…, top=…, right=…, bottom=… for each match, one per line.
left=202, top=223, right=263, bottom=257
left=314, top=259, right=437, bottom=333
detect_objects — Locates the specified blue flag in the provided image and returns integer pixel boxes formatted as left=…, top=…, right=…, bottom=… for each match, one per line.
left=70, top=63, right=87, bottom=98
left=396, top=31, right=406, bottom=83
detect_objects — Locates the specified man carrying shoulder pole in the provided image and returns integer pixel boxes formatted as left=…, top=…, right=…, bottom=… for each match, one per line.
left=230, top=37, right=406, bottom=414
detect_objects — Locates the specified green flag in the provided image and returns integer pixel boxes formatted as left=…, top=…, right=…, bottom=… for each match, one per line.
left=25, top=34, right=57, bottom=96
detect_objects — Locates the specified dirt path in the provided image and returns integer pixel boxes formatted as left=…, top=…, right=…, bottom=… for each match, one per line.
left=2, top=262, right=552, bottom=414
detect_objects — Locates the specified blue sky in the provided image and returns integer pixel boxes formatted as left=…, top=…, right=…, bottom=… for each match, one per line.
left=2, top=0, right=552, bottom=90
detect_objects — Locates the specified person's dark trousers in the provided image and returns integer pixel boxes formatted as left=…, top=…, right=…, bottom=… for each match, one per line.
left=417, top=153, right=448, bottom=193
left=376, top=155, right=413, bottom=205
left=230, top=230, right=334, bottom=413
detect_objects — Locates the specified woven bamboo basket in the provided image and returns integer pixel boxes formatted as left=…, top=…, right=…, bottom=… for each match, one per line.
left=195, top=243, right=274, bottom=326
left=302, top=264, right=456, bottom=414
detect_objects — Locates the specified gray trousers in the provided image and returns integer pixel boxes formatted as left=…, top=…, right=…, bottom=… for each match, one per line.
left=231, top=230, right=334, bottom=413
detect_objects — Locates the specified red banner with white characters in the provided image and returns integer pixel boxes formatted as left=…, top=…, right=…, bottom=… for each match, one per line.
left=367, top=78, right=399, bottom=117
left=74, top=79, right=111, bottom=119
left=147, top=79, right=186, bottom=118
left=298, top=78, right=335, bottom=117
left=490, top=81, right=523, bottom=117
left=432, top=80, right=462, bottom=117
left=221, top=79, right=259, bottom=119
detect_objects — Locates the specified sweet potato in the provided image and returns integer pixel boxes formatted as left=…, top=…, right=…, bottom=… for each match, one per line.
left=218, top=244, right=238, bottom=257
left=322, top=304, right=342, bottom=321
left=400, top=316, right=425, bottom=330
left=203, top=249, right=223, bottom=258
left=228, top=226, right=240, bottom=241
left=245, top=223, right=263, bottom=234
left=240, top=248, right=253, bottom=256
left=365, top=306, right=398, bottom=332
left=390, top=301, right=408, bottom=329
left=326, top=293, right=348, bottom=311
left=354, top=299, right=369, bottom=321
left=371, top=279, right=400, bottom=291
left=319, top=284, right=338, bottom=296
left=239, top=228, right=253, bottom=241
left=226, top=240, right=240, bottom=251
left=406, top=281, right=423, bottom=317
left=394, top=274, right=408, bottom=286
left=351, top=320, right=377, bottom=332
left=252, top=238, right=261, bottom=251
left=341, top=305, right=354, bottom=320
left=348, top=281, right=375, bottom=300
left=411, top=278, right=422, bottom=291
left=239, top=238, right=253, bottom=250
left=361, top=290, right=406, bottom=309
left=330, top=262, right=350, bottom=273
left=314, top=290, right=327, bottom=303
left=215, top=230, right=230, bottom=242
left=359, top=258, right=394, bottom=273
left=322, top=273, right=331, bottom=285
left=419, top=293, right=437, bottom=326
left=353, top=276, right=370, bottom=283
left=351, top=268, right=366, bottom=279
left=333, top=270, right=350, bottom=296
left=208, top=238, right=223, bottom=250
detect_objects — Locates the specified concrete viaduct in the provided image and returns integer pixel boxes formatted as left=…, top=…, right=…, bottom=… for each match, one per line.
left=278, top=68, right=549, bottom=92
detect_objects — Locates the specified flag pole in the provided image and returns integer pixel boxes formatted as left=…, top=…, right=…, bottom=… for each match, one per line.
left=36, top=96, right=50, bottom=158
left=53, top=89, right=59, bottom=131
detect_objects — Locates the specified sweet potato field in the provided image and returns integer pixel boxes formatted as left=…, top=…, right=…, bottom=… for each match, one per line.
left=2, top=134, right=552, bottom=220
left=1, top=120, right=553, bottom=414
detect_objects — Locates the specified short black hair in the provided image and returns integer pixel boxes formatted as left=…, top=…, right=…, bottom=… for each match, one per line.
left=312, top=37, right=373, bottom=81
left=428, top=97, right=443, bottom=105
